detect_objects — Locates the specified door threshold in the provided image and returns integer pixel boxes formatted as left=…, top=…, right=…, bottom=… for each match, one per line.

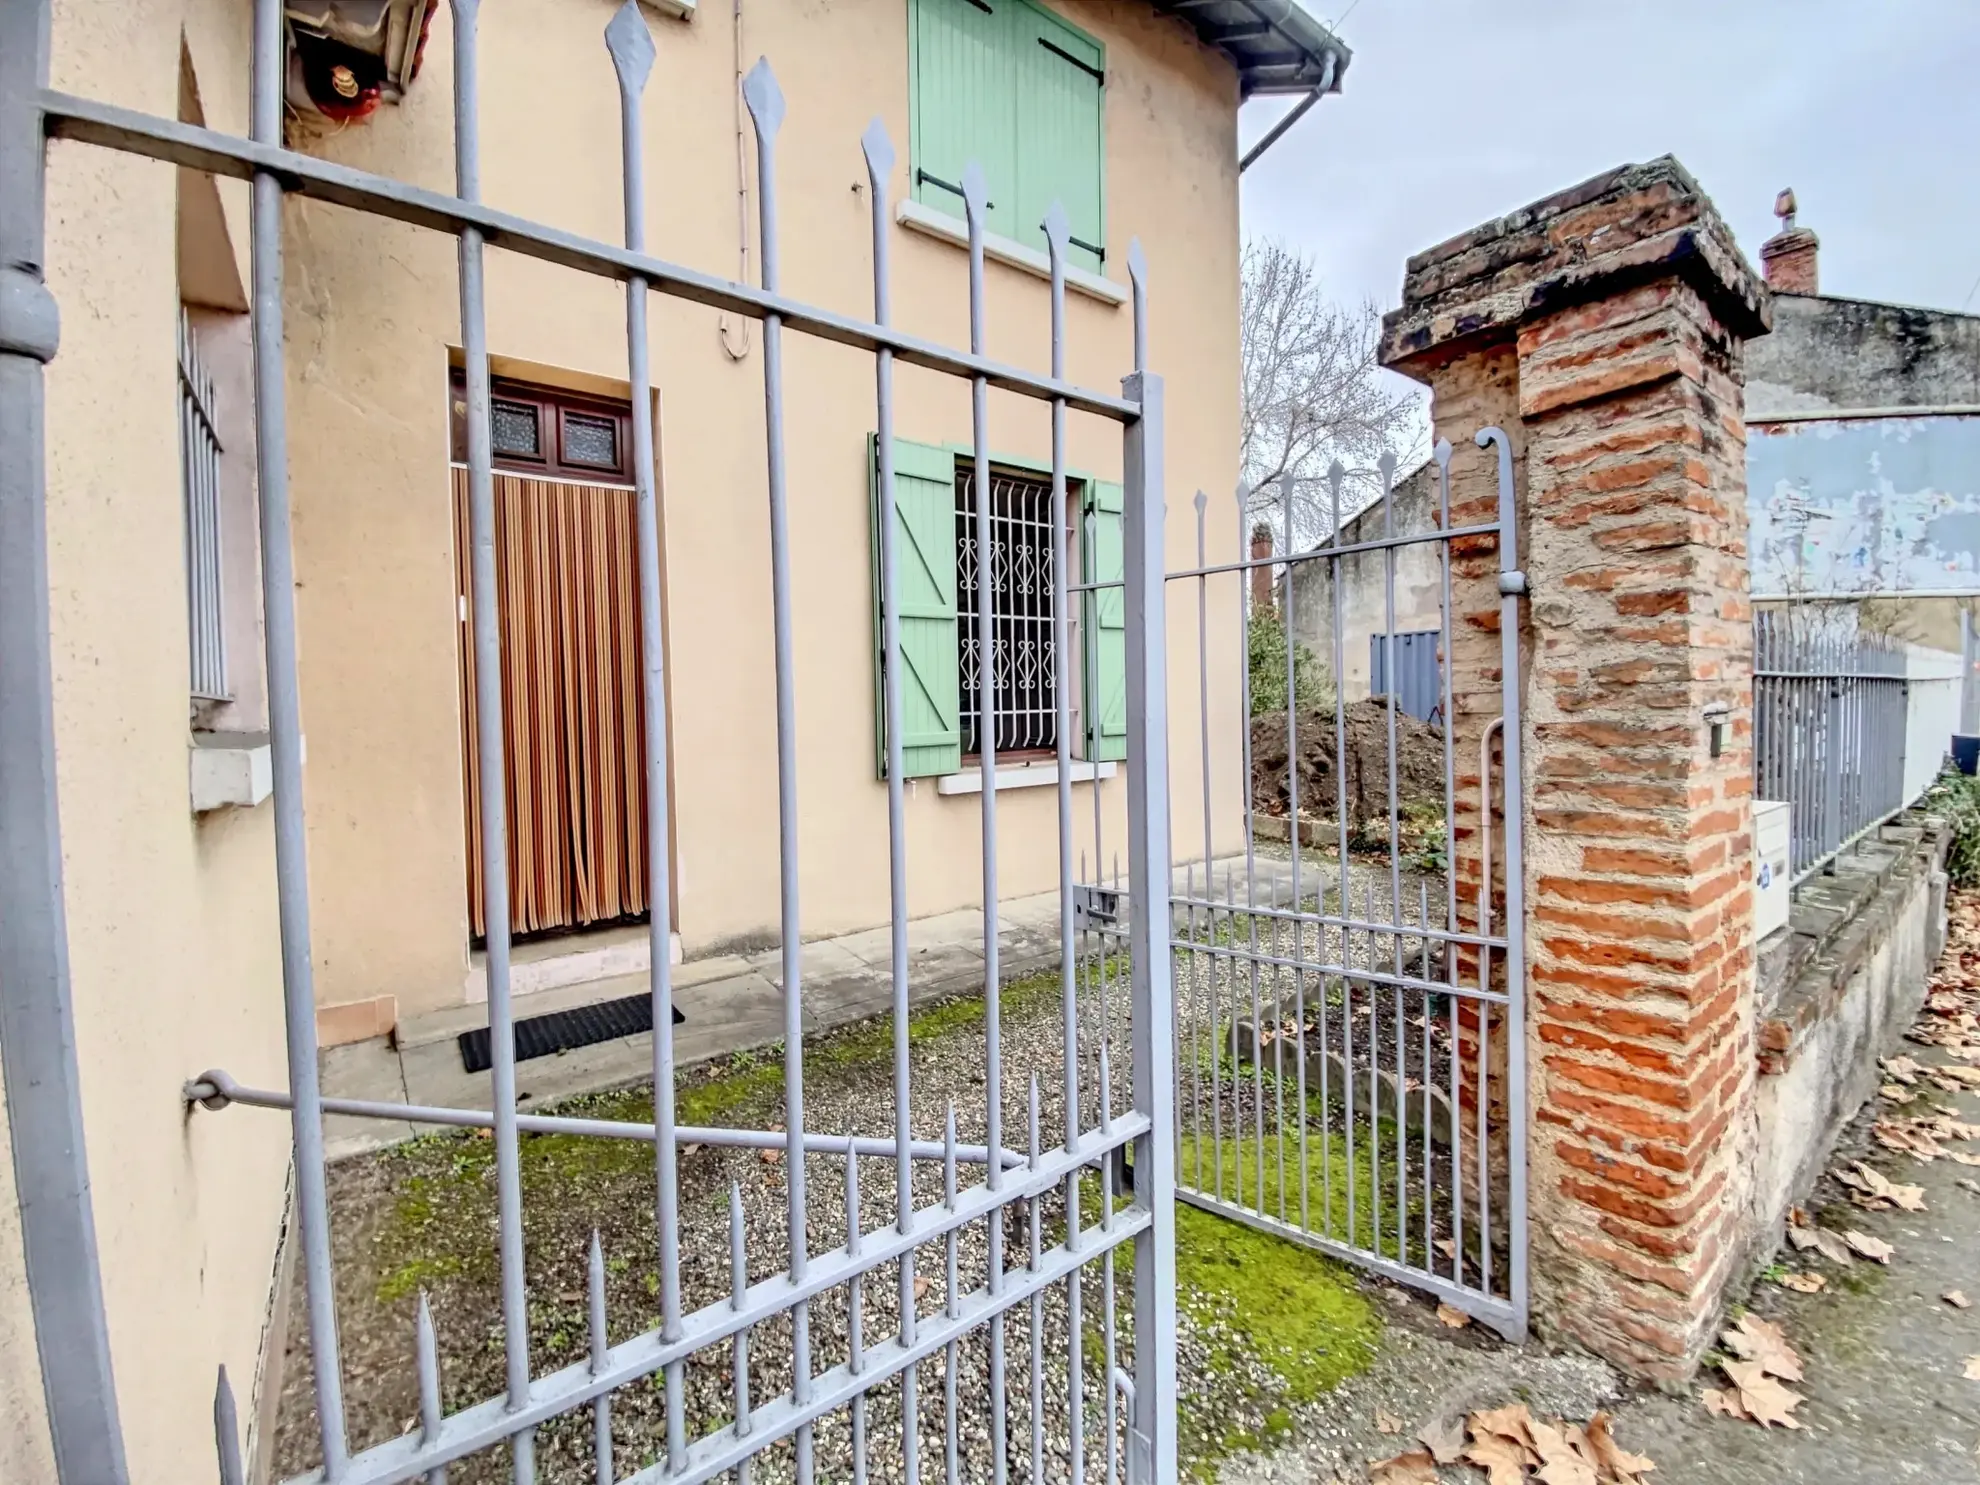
left=463, top=923, right=683, bottom=1005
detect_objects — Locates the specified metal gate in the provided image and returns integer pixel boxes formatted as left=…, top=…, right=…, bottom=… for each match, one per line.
left=7, top=0, right=1180, bottom=1478
left=1166, top=439, right=1528, bottom=1339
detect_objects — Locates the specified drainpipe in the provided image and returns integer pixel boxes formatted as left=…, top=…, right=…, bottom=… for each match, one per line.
left=1238, top=52, right=1337, bottom=173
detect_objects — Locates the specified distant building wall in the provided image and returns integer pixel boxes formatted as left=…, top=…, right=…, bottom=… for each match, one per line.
left=1280, top=461, right=1443, bottom=701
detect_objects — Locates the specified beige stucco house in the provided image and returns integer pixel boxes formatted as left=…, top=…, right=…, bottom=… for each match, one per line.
left=4, top=0, right=1343, bottom=1475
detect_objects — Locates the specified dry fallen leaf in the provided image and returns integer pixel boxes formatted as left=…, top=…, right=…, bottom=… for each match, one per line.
left=1436, top=1302, right=1471, bottom=1330
left=1702, top=1387, right=1749, bottom=1421
left=1952, top=1150, right=1980, bottom=1167
left=1945, top=1290, right=1972, bottom=1310
left=1526, top=1417, right=1597, bottom=1485
left=1843, top=1230, right=1895, bottom=1263
left=1463, top=1432, right=1530, bottom=1485
left=1583, top=1412, right=1656, bottom=1482
left=1367, top=1447, right=1439, bottom=1484
left=1375, top=1409, right=1404, bottom=1436
left=1417, top=1415, right=1466, bottom=1466
left=912, top=1275, right=931, bottom=1302
left=1966, top=1356, right=1980, bottom=1382
left=1878, top=1083, right=1917, bottom=1104
left=1809, top=1227, right=1855, bottom=1265
left=1884, top=1055, right=1925, bottom=1084
left=1722, top=1360, right=1805, bottom=1429
left=1777, top=1271, right=1826, bottom=1293
left=1941, top=1065, right=1980, bottom=1087
left=1722, top=1313, right=1804, bottom=1382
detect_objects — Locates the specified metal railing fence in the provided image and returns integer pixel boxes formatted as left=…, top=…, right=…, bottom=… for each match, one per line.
left=3, top=0, right=1182, bottom=1479
left=1753, top=610, right=1909, bottom=885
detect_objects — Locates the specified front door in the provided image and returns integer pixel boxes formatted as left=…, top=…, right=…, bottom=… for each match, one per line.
left=451, top=377, right=655, bottom=940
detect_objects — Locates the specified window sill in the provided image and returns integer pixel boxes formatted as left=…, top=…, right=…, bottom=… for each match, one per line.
left=190, top=730, right=273, bottom=814
left=935, top=759, right=1118, bottom=796
left=896, top=200, right=1126, bottom=308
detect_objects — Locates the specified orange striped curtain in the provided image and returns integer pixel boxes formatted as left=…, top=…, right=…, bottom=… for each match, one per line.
left=454, top=469, right=650, bottom=939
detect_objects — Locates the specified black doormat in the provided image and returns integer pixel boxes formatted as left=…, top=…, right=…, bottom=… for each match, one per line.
left=459, top=994, right=686, bottom=1075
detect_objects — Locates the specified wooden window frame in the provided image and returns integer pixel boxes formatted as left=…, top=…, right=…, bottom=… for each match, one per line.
left=449, top=374, right=636, bottom=486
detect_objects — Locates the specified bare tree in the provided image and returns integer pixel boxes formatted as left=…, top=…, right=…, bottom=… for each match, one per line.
left=1241, top=239, right=1425, bottom=549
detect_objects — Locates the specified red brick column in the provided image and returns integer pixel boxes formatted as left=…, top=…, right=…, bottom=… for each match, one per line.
left=1381, top=158, right=1772, bottom=1380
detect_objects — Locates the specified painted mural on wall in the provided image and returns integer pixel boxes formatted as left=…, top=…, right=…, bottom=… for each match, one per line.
left=1748, top=414, right=1980, bottom=598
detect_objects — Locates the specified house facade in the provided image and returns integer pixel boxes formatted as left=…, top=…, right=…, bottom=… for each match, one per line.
left=5, top=0, right=1336, bottom=1476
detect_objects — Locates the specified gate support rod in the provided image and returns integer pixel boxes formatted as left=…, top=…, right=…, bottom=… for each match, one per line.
left=182, top=1070, right=1027, bottom=1168
left=0, top=1, right=132, bottom=1477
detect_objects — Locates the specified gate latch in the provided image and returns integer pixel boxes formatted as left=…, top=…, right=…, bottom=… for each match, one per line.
left=1074, top=883, right=1121, bottom=930
left=1498, top=570, right=1528, bottom=597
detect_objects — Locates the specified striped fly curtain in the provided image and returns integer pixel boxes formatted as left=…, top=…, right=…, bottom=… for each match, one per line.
left=454, top=468, right=651, bottom=939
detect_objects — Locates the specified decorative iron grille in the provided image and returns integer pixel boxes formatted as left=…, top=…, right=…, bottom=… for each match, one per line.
left=178, top=308, right=228, bottom=702
left=957, top=467, right=1059, bottom=756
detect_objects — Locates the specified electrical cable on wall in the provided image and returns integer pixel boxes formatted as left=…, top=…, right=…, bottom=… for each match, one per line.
left=718, top=0, right=753, bottom=360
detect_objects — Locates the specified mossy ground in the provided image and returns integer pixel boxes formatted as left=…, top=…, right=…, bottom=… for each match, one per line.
left=363, top=962, right=1379, bottom=1479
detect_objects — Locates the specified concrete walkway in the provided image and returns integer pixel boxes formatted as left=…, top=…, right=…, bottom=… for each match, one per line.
left=321, top=852, right=1309, bottom=1160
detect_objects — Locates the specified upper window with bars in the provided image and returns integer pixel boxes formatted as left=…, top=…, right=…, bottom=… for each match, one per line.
left=868, top=436, right=1126, bottom=779
left=179, top=308, right=229, bottom=702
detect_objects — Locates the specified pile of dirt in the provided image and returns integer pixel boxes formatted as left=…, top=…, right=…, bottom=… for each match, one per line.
left=1251, top=696, right=1446, bottom=830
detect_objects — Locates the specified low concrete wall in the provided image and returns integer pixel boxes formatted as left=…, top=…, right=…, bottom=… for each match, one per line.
left=1748, top=813, right=1949, bottom=1250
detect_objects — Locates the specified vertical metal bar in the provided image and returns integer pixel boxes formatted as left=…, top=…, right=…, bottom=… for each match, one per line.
left=1026, top=1079, right=1044, bottom=1485
left=601, top=11, right=684, bottom=1471
left=586, top=1235, right=613, bottom=1484
left=1274, top=475, right=1296, bottom=1225
left=729, top=1183, right=754, bottom=1485
left=1326, top=464, right=1350, bottom=1244
left=958, top=160, right=1009, bottom=1485
left=862, top=116, right=922, bottom=1485
left=942, top=1105, right=960, bottom=1485
left=846, top=1133, right=868, bottom=1484
left=416, top=1293, right=447, bottom=1485
left=0, top=1, right=129, bottom=1473
left=1191, top=492, right=1212, bottom=1194
left=740, top=62, right=815, bottom=1479
left=1121, top=231, right=1177, bottom=1477
left=1100, top=1140, right=1119, bottom=1485
left=215, top=1368, right=245, bottom=1485
left=450, top=5, right=533, bottom=1472
left=1433, top=440, right=1460, bottom=1281
left=1478, top=427, right=1527, bottom=1335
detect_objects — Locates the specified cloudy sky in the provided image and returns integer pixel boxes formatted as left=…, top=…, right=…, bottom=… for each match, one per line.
left=1240, top=0, right=1980, bottom=320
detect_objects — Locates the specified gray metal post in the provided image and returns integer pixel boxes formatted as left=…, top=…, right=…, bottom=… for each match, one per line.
left=249, top=0, right=350, bottom=1467
left=0, top=1, right=130, bottom=1477
left=1477, top=427, right=1529, bottom=1340
left=1121, top=330, right=1177, bottom=1478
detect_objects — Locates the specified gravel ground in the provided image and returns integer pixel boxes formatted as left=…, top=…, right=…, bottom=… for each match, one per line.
left=275, top=848, right=1513, bottom=1484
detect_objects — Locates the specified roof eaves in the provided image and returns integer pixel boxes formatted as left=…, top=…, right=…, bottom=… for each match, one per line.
left=1149, top=0, right=1353, bottom=99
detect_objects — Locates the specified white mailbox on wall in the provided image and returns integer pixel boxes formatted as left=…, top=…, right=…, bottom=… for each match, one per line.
left=1754, top=799, right=1792, bottom=941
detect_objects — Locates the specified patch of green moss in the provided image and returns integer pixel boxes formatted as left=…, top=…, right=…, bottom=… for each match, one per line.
left=1178, top=1129, right=1402, bottom=1256
left=377, top=1251, right=468, bottom=1305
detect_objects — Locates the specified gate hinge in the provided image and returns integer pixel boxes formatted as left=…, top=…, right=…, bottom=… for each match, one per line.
left=1498, top=570, right=1528, bottom=597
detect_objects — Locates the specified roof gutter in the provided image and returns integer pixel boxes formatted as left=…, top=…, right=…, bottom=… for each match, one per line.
left=1238, top=50, right=1335, bottom=172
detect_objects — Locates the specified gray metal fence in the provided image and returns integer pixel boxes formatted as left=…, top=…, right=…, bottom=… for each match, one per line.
left=1753, top=610, right=1909, bottom=885
left=1166, top=443, right=1530, bottom=1340
left=7, top=0, right=1182, bottom=1479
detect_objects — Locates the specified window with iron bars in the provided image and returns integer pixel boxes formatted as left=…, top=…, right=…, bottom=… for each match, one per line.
left=178, top=307, right=228, bottom=702
left=956, top=465, right=1060, bottom=756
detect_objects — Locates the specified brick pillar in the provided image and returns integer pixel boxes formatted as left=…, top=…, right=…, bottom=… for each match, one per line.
left=1250, top=523, right=1275, bottom=614
left=1380, top=158, right=1772, bottom=1380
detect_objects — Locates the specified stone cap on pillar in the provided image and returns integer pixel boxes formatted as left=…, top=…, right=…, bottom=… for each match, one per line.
left=1377, top=155, right=1770, bottom=376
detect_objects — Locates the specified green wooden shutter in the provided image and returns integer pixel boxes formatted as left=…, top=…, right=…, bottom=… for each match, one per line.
left=1014, top=4, right=1104, bottom=273
left=871, top=435, right=963, bottom=779
left=908, top=0, right=1018, bottom=237
left=1081, top=479, right=1127, bottom=762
